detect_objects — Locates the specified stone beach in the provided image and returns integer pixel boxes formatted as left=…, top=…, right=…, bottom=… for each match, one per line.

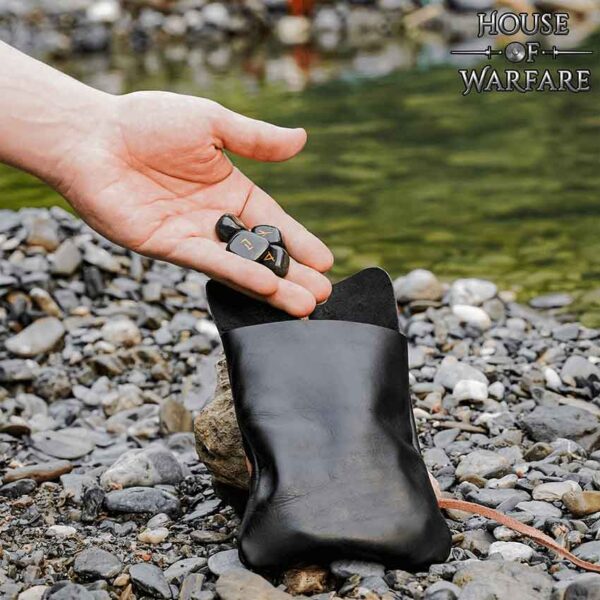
left=1, top=207, right=600, bottom=599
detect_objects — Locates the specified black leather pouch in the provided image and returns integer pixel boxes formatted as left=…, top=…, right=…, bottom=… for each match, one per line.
left=207, top=268, right=451, bottom=571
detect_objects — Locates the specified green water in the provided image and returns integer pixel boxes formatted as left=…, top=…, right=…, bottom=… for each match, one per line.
left=1, top=41, right=599, bottom=325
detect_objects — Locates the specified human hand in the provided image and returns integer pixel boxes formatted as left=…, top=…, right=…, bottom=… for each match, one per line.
left=52, top=91, right=332, bottom=316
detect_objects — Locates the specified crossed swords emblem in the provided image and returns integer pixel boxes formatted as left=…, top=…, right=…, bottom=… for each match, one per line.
left=451, top=43, right=593, bottom=62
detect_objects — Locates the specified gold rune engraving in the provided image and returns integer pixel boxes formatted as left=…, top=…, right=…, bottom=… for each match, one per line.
left=241, top=238, right=253, bottom=250
left=264, top=252, right=275, bottom=262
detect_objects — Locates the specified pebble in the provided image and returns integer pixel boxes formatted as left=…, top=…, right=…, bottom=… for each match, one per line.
left=207, top=550, right=246, bottom=576
left=100, top=446, right=184, bottom=489
left=5, top=317, right=65, bottom=357
left=529, top=293, right=573, bottom=309
left=520, top=404, right=600, bottom=452
left=0, top=478, right=37, bottom=498
left=560, top=355, right=600, bottom=386
left=543, top=367, right=562, bottom=389
left=46, top=525, right=77, bottom=539
left=18, top=586, right=48, bottom=600
left=73, top=547, right=122, bottom=580
left=83, top=243, right=120, bottom=272
left=452, top=304, right=492, bottom=330
left=216, top=570, right=293, bottom=600
left=532, top=481, right=581, bottom=502
left=455, top=450, right=510, bottom=482
left=129, top=563, right=172, bottom=599
left=31, top=428, right=95, bottom=459
left=487, top=381, right=505, bottom=400
left=4, top=460, right=73, bottom=483
left=51, top=239, right=82, bottom=275
left=44, top=582, right=95, bottom=599
left=26, top=214, right=60, bottom=250
left=100, top=318, right=141, bottom=347
left=164, top=557, right=207, bottom=584
left=453, top=560, right=553, bottom=599
left=488, top=541, right=533, bottom=562
left=393, top=269, right=443, bottom=302
left=330, top=559, right=385, bottom=578
left=516, top=500, right=562, bottom=518
left=138, top=527, right=170, bottom=544
left=563, top=574, right=600, bottom=599
left=453, top=379, right=488, bottom=402
left=434, top=356, right=488, bottom=390
left=562, top=490, right=600, bottom=517
left=104, top=487, right=181, bottom=517
left=573, top=541, right=600, bottom=563
left=448, top=278, right=497, bottom=306
left=424, top=580, right=461, bottom=599
left=179, top=573, right=206, bottom=600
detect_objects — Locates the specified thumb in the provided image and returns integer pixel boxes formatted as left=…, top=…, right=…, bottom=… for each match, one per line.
left=212, top=104, right=307, bottom=162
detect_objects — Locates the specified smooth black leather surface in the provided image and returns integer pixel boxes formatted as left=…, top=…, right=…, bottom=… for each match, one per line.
left=221, top=319, right=451, bottom=570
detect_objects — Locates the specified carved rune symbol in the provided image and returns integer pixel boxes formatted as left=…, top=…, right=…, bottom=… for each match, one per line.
left=241, top=238, right=254, bottom=250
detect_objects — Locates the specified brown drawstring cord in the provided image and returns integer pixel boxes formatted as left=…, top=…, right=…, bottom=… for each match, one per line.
left=437, top=496, right=600, bottom=573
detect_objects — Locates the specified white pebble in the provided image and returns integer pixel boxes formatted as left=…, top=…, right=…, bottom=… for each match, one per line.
left=543, top=367, right=562, bottom=390
left=532, top=481, right=581, bottom=502
left=46, top=525, right=77, bottom=539
left=493, top=526, right=517, bottom=541
left=488, top=541, right=533, bottom=561
left=453, top=379, right=488, bottom=402
left=487, top=474, right=518, bottom=489
left=452, top=304, right=492, bottom=330
left=488, top=381, right=505, bottom=400
left=138, top=527, right=170, bottom=544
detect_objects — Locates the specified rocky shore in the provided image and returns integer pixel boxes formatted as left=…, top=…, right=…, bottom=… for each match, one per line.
left=1, top=207, right=600, bottom=599
left=2, top=0, right=596, bottom=61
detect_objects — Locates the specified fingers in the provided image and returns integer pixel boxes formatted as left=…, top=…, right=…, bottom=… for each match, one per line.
left=211, top=105, right=307, bottom=162
left=165, top=237, right=279, bottom=297
left=240, top=184, right=334, bottom=273
left=287, top=258, right=332, bottom=304
left=165, top=237, right=317, bottom=317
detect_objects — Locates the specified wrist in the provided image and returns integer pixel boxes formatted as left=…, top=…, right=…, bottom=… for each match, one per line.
left=37, top=86, right=116, bottom=193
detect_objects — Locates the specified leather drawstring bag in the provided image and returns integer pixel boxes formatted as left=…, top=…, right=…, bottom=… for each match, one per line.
left=207, top=268, right=600, bottom=574
left=207, top=268, right=451, bottom=570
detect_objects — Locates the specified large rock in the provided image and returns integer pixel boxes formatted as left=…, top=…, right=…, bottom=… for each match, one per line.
left=194, top=357, right=249, bottom=490
left=453, top=560, right=553, bottom=599
left=5, top=317, right=65, bottom=357
left=520, top=404, right=600, bottom=452
left=100, top=446, right=184, bottom=489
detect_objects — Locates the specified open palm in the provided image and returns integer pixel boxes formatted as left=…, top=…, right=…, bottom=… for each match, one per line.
left=61, top=91, right=333, bottom=316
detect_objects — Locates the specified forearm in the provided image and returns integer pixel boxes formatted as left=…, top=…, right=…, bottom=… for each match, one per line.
left=0, top=42, right=109, bottom=188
